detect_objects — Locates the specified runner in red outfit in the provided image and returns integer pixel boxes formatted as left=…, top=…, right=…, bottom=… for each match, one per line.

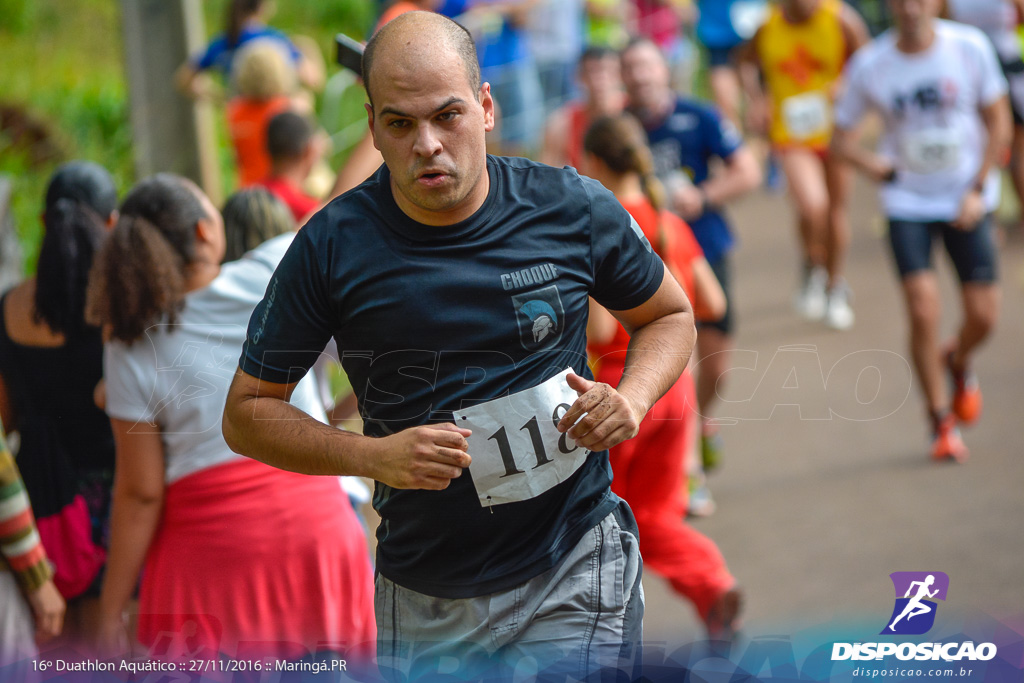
left=582, top=114, right=741, bottom=639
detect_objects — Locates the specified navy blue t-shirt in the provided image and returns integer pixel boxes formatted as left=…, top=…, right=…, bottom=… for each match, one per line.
left=639, top=97, right=744, bottom=264
left=239, top=155, right=664, bottom=598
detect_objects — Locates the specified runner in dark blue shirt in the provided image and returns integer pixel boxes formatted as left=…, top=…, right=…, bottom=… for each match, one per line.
left=239, top=155, right=662, bottom=598
left=621, top=37, right=761, bottom=497
left=224, top=12, right=695, bottom=680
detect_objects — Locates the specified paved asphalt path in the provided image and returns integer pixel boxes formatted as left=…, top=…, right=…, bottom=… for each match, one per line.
left=355, top=174, right=1023, bottom=670
left=640, top=175, right=1024, bottom=649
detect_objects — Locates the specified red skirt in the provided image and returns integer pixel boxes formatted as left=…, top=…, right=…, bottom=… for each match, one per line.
left=137, top=457, right=376, bottom=662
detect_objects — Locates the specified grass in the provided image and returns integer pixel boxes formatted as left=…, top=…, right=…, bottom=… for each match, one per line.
left=0, top=0, right=132, bottom=273
left=0, top=0, right=375, bottom=275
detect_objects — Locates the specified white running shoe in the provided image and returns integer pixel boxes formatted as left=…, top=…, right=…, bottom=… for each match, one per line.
left=824, top=282, right=855, bottom=331
left=687, top=473, right=717, bottom=518
left=794, top=266, right=828, bottom=320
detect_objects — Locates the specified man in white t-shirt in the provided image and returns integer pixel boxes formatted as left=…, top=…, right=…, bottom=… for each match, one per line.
left=830, top=0, right=1011, bottom=462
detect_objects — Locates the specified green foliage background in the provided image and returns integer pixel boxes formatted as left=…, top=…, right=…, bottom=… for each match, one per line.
left=0, top=0, right=376, bottom=274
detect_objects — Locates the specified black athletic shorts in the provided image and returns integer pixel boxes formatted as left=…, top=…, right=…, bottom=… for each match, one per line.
left=1001, top=58, right=1024, bottom=125
left=707, top=46, right=735, bottom=68
left=696, top=254, right=734, bottom=335
left=887, top=214, right=998, bottom=284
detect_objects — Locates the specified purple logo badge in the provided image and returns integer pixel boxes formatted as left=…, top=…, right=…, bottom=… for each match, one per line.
left=881, top=571, right=949, bottom=635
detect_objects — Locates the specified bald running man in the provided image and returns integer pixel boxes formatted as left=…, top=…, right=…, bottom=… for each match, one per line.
left=223, top=11, right=695, bottom=680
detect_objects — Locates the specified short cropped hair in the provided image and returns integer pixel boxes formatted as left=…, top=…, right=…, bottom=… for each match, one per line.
left=622, top=36, right=664, bottom=61
left=579, top=45, right=618, bottom=66
left=362, top=12, right=481, bottom=108
left=266, top=111, right=313, bottom=161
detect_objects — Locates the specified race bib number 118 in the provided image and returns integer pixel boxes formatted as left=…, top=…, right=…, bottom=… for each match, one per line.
left=454, top=368, right=590, bottom=507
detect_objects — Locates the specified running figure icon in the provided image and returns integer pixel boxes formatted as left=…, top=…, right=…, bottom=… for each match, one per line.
left=889, top=574, right=939, bottom=631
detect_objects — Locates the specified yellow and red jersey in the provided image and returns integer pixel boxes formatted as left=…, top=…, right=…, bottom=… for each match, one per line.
left=755, top=0, right=847, bottom=150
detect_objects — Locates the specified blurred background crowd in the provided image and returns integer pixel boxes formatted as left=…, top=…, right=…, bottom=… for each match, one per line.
left=1, top=0, right=1022, bottom=676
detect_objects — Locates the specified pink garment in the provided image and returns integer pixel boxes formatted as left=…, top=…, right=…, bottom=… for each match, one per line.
left=137, top=457, right=375, bottom=662
left=633, top=0, right=682, bottom=49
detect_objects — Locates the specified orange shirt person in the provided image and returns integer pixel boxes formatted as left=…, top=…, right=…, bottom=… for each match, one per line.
left=226, top=40, right=312, bottom=187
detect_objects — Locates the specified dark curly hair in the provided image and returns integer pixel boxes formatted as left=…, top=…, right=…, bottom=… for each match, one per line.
left=86, top=174, right=209, bottom=344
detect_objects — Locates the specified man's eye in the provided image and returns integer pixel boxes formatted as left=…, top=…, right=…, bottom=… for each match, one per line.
left=388, top=119, right=410, bottom=129
left=438, top=111, right=458, bottom=121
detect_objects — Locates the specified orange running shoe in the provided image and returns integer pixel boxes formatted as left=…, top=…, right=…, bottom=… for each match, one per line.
left=946, top=351, right=983, bottom=425
left=931, top=415, right=969, bottom=463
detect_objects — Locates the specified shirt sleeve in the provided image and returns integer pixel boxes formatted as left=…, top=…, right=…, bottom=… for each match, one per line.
left=834, top=48, right=871, bottom=130
left=969, top=29, right=1010, bottom=106
left=0, top=426, right=53, bottom=594
left=104, top=341, right=157, bottom=424
left=239, top=224, right=336, bottom=385
left=706, top=106, right=744, bottom=160
left=193, top=37, right=226, bottom=71
left=586, top=177, right=666, bottom=311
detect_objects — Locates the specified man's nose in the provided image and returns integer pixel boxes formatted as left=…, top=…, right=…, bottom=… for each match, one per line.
left=413, top=124, right=443, bottom=157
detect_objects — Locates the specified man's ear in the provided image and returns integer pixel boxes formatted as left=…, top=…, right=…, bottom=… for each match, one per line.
left=195, top=216, right=216, bottom=245
left=480, top=83, right=496, bottom=133
left=304, top=131, right=327, bottom=167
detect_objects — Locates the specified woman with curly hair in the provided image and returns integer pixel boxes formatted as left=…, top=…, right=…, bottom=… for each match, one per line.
left=88, top=174, right=374, bottom=662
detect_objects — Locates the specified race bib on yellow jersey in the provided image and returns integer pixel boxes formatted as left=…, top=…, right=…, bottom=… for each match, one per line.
left=900, top=128, right=961, bottom=174
left=454, top=368, right=590, bottom=507
left=781, top=91, right=831, bottom=140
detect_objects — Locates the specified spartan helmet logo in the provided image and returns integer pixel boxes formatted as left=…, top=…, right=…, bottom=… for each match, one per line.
left=519, top=300, right=559, bottom=343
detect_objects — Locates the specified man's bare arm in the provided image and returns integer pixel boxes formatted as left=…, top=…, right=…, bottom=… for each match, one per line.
left=972, top=95, right=1012, bottom=191
left=953, top=94, right=1011, bottom=229
left=702, top=145, right=763, bottom=206
left=840, top=3, right=871, bottom=59
left=734, top=30, right=770, bottom=135
left=673, top=145, right=762, bottom=220
left=223, top=370, right=471, bottom=490
left=830, top=124, right=893, bottom=182
left=558, top=267, right=695, bottom=450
